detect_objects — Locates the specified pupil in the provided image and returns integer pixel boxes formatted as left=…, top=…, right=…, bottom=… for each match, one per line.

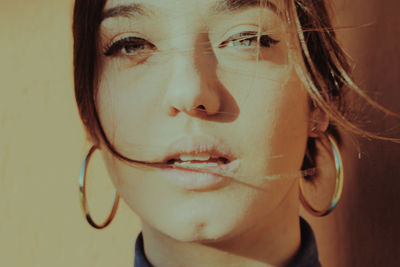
left=125, top=43, right=144, bottom=53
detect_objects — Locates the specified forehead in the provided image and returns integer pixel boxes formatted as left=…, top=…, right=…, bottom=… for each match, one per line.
left=103, top=0, right=283, bottom=19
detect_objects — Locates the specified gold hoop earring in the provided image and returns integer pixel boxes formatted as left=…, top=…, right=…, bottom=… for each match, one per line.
left=299, top=134, right=344, bottom=217
left=79, top=146, right=120, bottom=229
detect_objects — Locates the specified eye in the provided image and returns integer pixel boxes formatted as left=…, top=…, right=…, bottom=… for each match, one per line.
left=218, top=31, right=279, bottom=49
left=104, top=36, right=156, bottom=57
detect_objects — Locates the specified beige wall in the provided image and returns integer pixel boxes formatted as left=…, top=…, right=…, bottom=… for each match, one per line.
left=0, top=1, right=141, bottom=266
left=1, top=0, right=399, bottom=266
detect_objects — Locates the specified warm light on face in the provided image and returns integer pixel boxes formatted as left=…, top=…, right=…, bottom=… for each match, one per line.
left=96, top=0, right=310, bottom=242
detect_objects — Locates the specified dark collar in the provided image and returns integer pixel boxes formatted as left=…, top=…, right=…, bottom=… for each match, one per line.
left=287, top=218, right=322, bottom=267
left=134, top=218, right=321, bottom=267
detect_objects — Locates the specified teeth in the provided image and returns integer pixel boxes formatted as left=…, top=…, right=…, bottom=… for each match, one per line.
left=174, top=162, right=218, bottom=168
left=179, top=153, right=211, bottom=161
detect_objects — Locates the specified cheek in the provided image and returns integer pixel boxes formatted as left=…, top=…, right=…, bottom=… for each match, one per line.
left=96, top=63, right=169, bottom=157
left=264, top=81, right=309, bottom=176
left=217, top=63, right=309, bottom=179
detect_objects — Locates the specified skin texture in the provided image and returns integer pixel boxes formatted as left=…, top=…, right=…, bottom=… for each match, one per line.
left=96, top=0, right=320, bottom=265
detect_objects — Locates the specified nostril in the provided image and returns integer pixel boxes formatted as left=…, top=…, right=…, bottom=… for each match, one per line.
left=196, top=105, right=206, bottom=110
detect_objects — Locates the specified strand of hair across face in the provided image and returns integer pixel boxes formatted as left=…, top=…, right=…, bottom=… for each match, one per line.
left=125, top=159, right=318, bottom=182
left=166, top=163, right=317, bottom=181
left=101, top=142, right=320, bottom=182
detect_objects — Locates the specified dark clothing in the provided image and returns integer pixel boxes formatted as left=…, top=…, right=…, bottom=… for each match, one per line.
left=134, top=218, right=321, bottom=267
left=286, top=218, right=322, bottom=267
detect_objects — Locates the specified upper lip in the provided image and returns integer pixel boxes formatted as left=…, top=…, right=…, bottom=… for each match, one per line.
left=161, top=135, right=236, bottom=164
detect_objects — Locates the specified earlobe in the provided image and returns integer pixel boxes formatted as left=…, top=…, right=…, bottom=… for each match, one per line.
left=308, top=107, right=329, bottom=137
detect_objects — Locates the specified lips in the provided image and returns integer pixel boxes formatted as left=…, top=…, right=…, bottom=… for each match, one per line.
left=156, top=136, right=240, bottom=190
left=161, top=136, right=235, bottom=168
left=164, top=153, right=231, bottom=166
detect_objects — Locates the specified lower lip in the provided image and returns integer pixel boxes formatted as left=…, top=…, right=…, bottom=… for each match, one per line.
left=160, top=160, right=240, bottom=190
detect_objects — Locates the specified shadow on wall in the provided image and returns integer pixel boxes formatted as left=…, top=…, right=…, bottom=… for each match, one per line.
left=305, top=0, right=400, bottom=266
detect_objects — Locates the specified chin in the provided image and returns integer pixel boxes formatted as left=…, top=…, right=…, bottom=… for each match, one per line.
left=163, top=218, right=237, bottom=243
left=149, top=200, right=250, bottom=244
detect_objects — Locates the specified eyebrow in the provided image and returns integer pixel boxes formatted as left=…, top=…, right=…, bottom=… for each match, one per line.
left=101, top=0, right=280, bottom=21
left=102, top=3, right=149, bottom=20
left=214, top=0, right=279, bottom=14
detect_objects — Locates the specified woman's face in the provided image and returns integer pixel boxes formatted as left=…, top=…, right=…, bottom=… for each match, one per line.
left=97, top=0, right=310, bottom=242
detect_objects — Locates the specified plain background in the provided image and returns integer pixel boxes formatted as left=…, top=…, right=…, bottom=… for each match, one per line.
left=0, top=0, right=399, bottom=266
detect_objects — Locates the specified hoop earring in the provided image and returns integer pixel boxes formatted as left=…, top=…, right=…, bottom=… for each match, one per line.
left=299, top=134, right=344, bottom=217
left=79, top=146, right=120, bottom=229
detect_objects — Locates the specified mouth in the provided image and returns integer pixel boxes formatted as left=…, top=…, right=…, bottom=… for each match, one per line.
left=163, top=152, right=232, bottom=169
left=156, top=136, right=239, bottom=190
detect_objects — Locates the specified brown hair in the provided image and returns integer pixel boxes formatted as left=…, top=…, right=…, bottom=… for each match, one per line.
left=72, top=0, right=398, bottom=171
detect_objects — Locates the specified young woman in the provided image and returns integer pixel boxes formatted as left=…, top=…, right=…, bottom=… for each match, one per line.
left=73, top=0, right=397, bottom=266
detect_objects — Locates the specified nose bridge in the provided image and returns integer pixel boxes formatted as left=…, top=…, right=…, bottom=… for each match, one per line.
left=166, top=27, right=212, bottom=82
left=169, top=52, right=202, bottom=108
left=162, top=40, right=220, bottom=116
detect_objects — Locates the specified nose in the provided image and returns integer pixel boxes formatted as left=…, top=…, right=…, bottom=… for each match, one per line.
left=162, top=53, right=221, bottom=117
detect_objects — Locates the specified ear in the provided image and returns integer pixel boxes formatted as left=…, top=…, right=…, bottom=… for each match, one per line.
left=308, top=107, right=329, bottom=138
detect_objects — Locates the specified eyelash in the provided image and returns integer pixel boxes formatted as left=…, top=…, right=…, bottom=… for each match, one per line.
left=104, top=36, right=155, bottom=56
left=219, top=31, right=280, bottom=49
left=103, top=31, right=279, bottom=57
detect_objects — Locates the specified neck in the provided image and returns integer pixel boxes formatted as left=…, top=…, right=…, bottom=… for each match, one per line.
left=141, top=189, right=301, bottom=267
